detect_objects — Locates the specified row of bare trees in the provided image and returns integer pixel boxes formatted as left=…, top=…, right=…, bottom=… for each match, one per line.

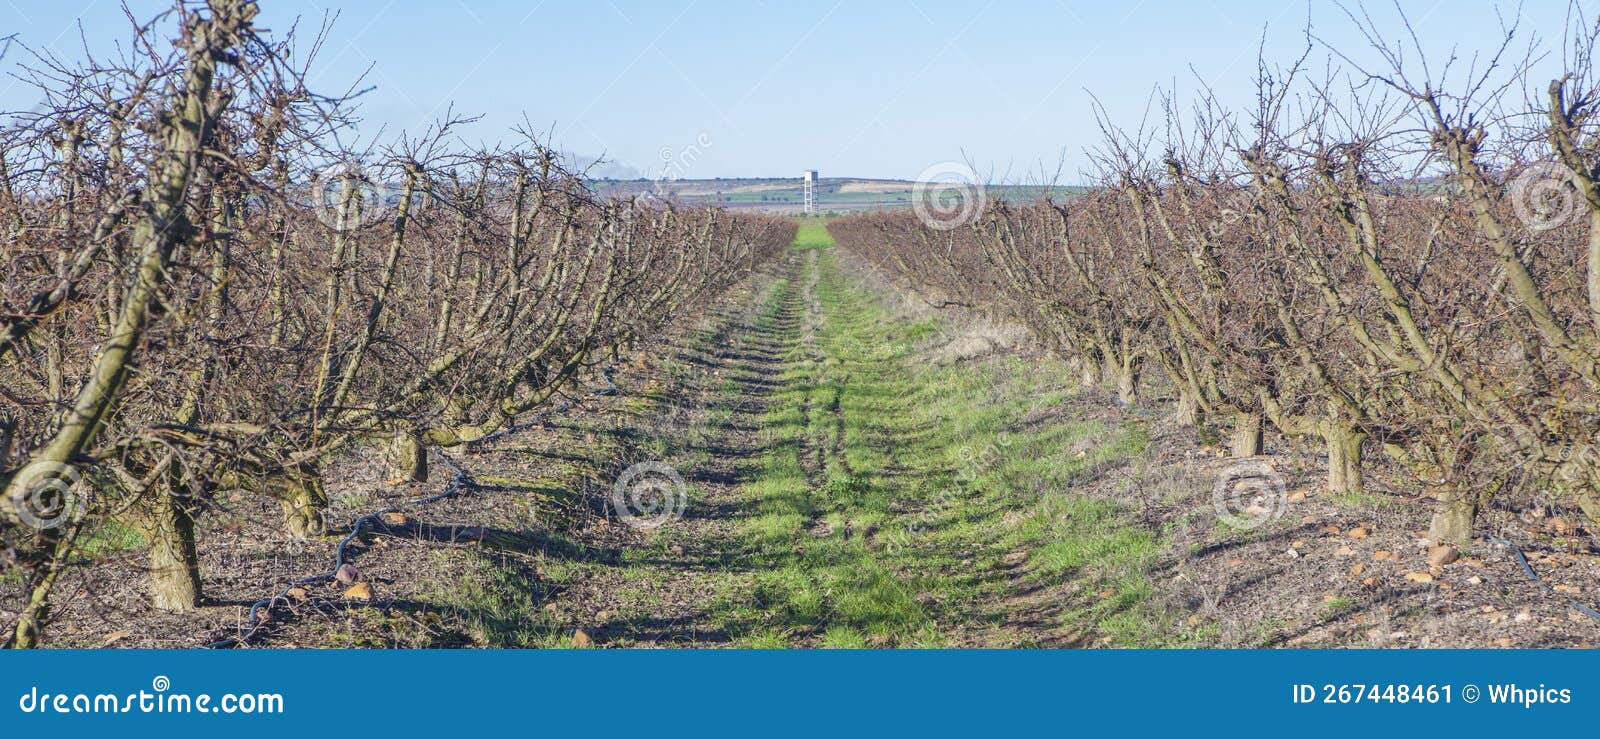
left=0, top=1, right=793, bottom=647
left=831, top=9, right=1600, bottom=551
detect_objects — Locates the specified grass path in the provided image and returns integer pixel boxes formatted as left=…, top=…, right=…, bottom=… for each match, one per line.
left=547, top=225, right=1173, bottom=647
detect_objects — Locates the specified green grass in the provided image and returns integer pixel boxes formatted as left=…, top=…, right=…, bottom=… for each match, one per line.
left=515, top=223, right=1172, bottom=648
left=78, top=518, right=146, bottom=557
left=791, top=223, right=835, bottom=249
left=688, top=226, right=1168, bottom=646
left=1329, top=490, right=1401, bottom=509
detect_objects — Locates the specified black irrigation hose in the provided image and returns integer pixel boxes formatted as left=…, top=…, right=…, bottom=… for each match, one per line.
left=202, top=362, right=623, bottom=649
left=1483, top=533, right=1600, bottom=623
left=202, top=449, right=474, bottom=649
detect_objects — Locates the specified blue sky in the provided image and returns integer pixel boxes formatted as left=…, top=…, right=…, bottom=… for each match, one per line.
left=0, top=1, right=1584, bottom=180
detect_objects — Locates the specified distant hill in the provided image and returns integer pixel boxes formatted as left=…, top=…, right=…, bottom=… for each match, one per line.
left=588, top=177, right=1085, bottom=213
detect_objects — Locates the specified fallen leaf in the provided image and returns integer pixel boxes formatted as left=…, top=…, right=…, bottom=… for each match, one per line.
left=101, top=631, right=133, bottom=646
left=342, top=582, right=373, bottom=601
left=1403, top=571, right=1434, bottom=584
left=572, top=629, right=593, bottom=647
left=1427, top=545, right=1460, bottom=567
left=1350, top=563, right=1365, bottom=576
left=1348, top=527, right=1371, bottom=539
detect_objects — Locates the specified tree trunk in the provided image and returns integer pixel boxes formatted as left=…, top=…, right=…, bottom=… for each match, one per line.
left=1427, top=485, right=1479, bottom=548
left=385, top=431, right=428, bottom=482
left=137, top=483, right=200, bottom=612
left=1551, top=447, right=1600, bottom=529
left=1076, top=355, right=1102, bottom=388
left=1324, top=423, right=1366, bottom=495
left=1229, top=410, right=1263, bottom=457
left=276, top=472, right=328, bottom=539
left=1575, top=487, right=1600, bottom=531
left=1115, top=361, right=1139, bottom=406
left=0, top=0, right=249, bottom=622
left=1174, top=389, right=1201, bottom=426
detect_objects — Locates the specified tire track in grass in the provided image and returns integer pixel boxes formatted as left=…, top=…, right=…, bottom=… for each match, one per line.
left=735, top=235, right=936, bottom=647
left=572, top=224, right=1168, bottom=648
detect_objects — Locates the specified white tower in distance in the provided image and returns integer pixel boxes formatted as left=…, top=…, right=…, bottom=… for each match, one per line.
left=802, top=169, right=818, bottom=214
